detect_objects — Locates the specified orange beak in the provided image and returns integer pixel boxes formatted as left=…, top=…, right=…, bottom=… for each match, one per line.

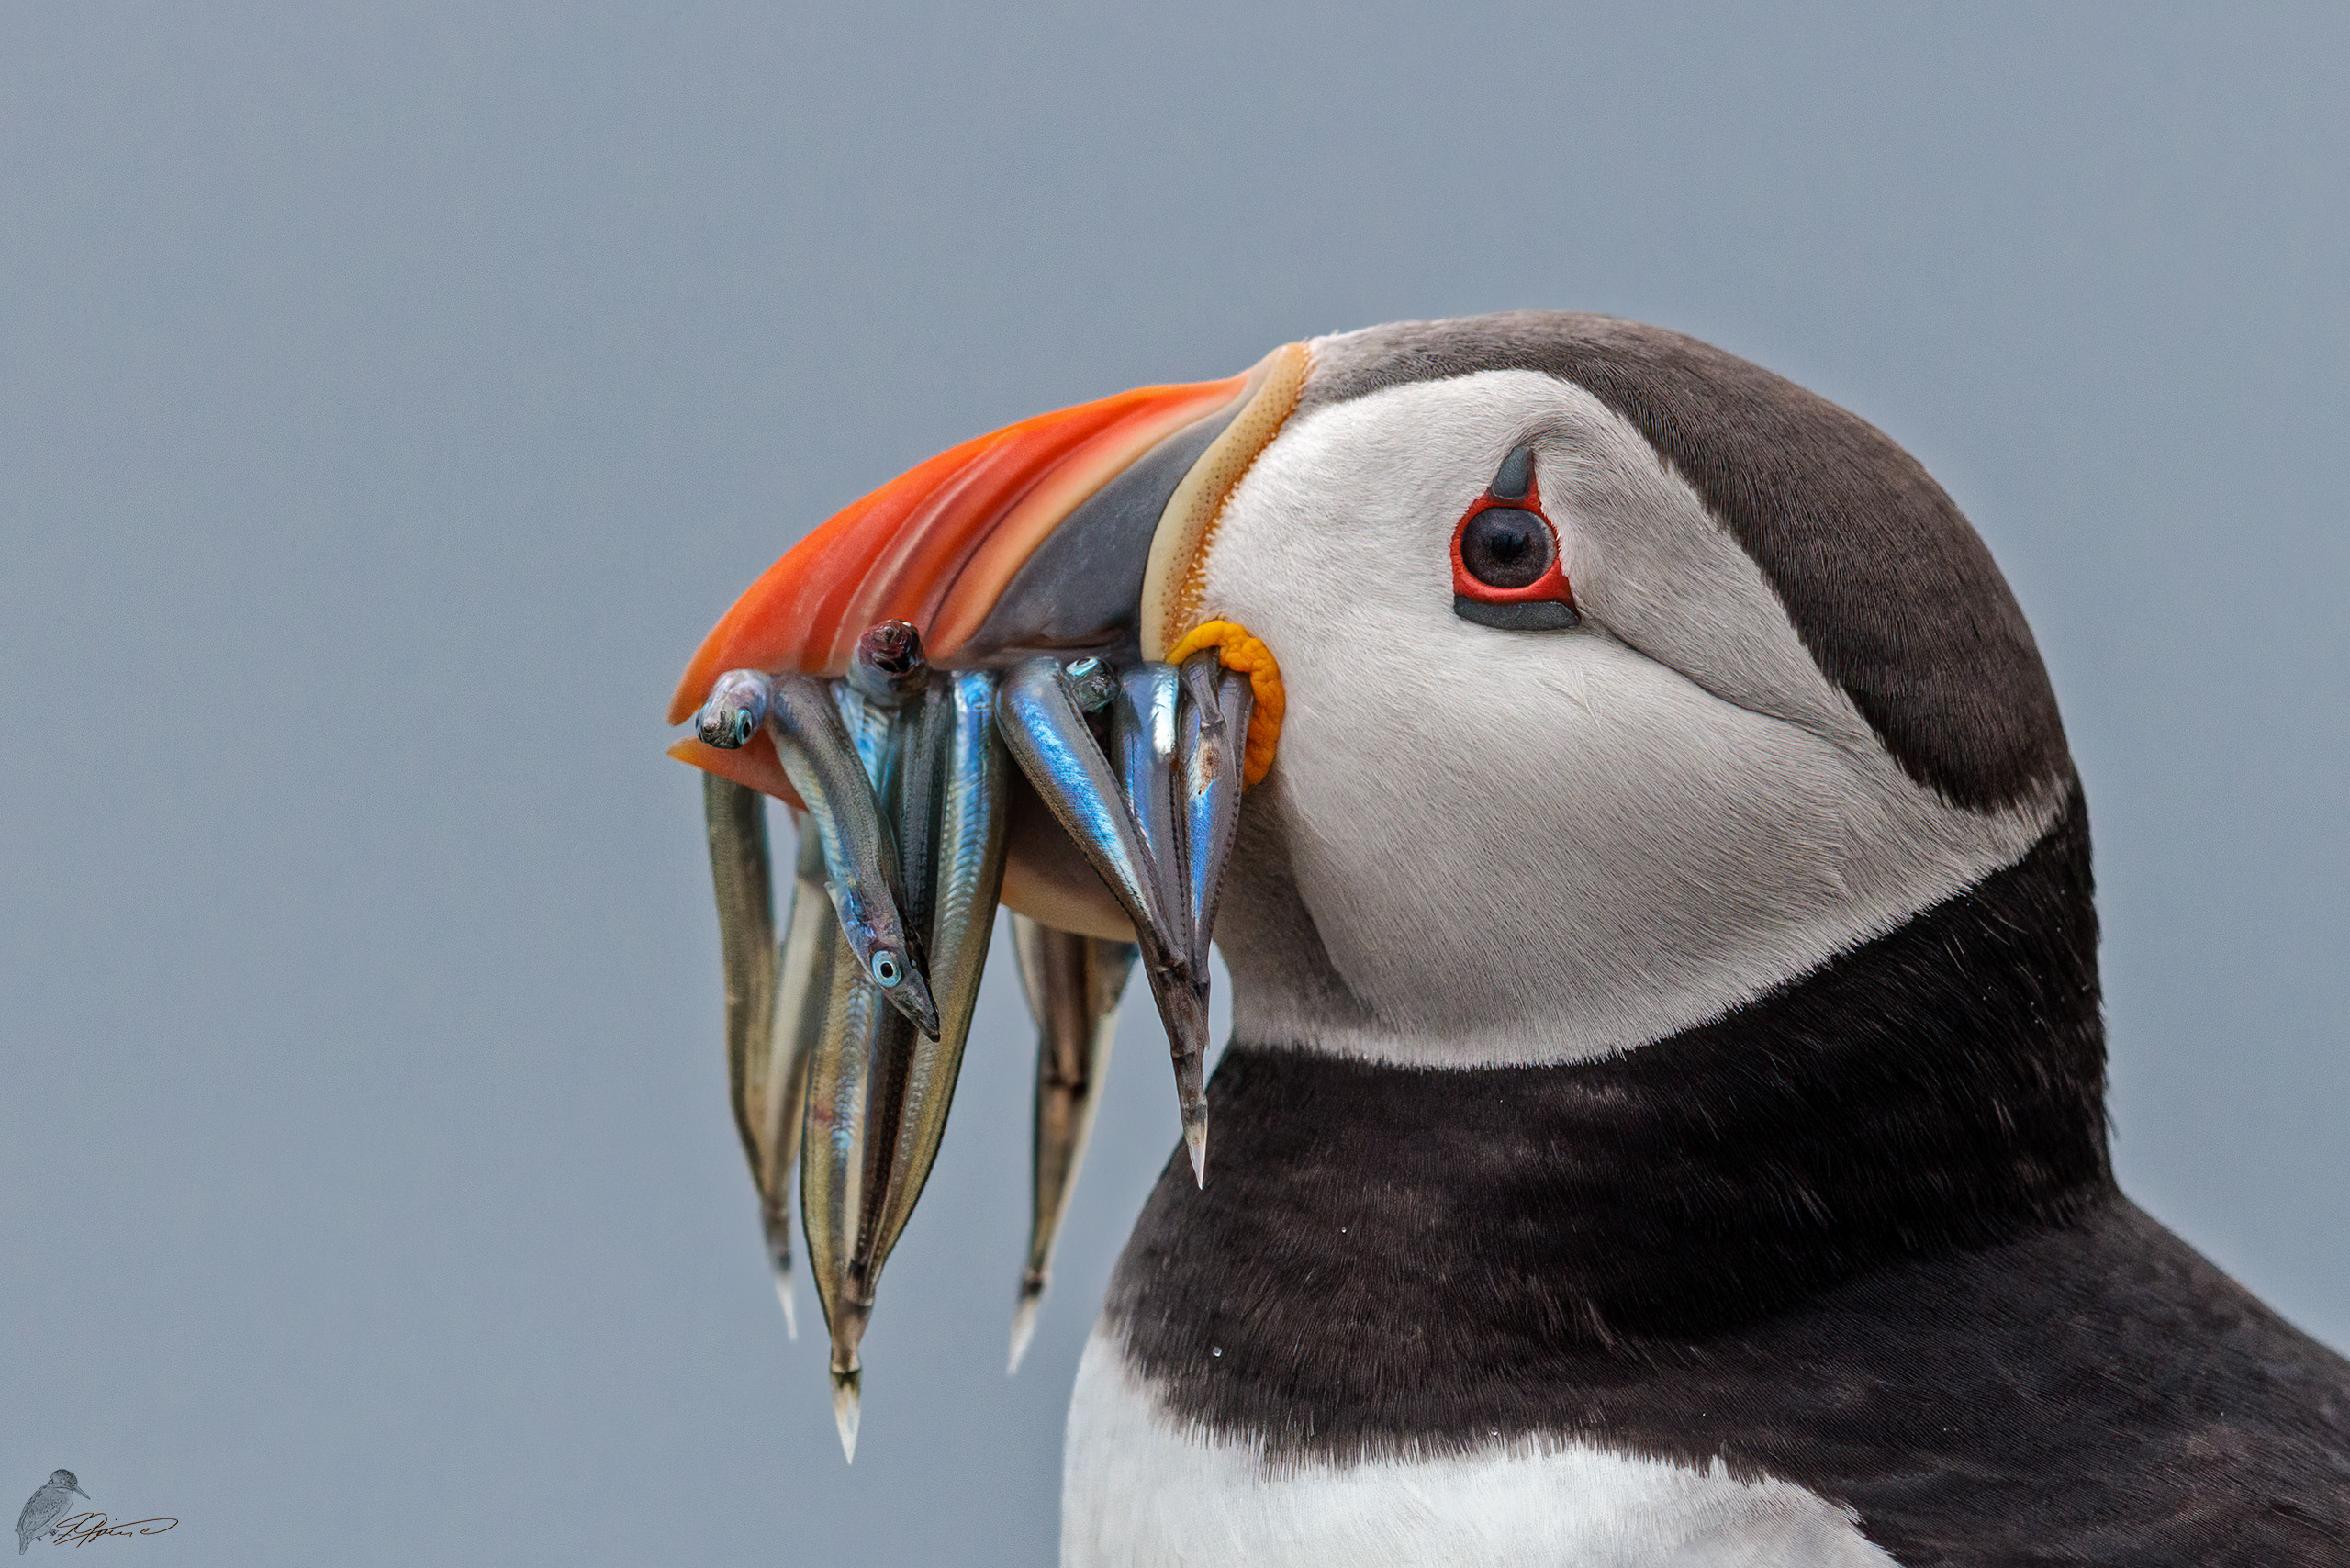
left=667, top=344, right=1308, bottom=805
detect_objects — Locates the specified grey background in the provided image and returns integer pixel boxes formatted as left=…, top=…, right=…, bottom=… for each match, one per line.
left=3, top=3, right=2343, bottom=1563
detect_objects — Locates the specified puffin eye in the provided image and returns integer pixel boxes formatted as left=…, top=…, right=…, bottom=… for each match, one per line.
left=1458, top=508, right=1553, bottom=590
left=1449, top=443, right=1579, bottom=632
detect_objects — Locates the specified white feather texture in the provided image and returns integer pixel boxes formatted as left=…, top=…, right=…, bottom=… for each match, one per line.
left=1063, top=1338, right=1902, bottom=1568
left=1196, top=368, right=2060, bottom=1067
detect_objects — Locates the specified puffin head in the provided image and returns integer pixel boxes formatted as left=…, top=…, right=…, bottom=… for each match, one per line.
left=671, top=311, right=2075, bottom=1070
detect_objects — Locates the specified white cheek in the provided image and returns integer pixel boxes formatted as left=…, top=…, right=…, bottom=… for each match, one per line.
left=1270, top=628, right=1862, bottom=1055
left=1193, top=383, right=2054, bottom=1067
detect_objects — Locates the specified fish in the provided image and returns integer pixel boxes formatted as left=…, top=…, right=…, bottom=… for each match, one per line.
left=805, top=663, right=1012, bottom=1461
left=702, top=772, right=780, bottom=1212
left=996, top=656, right=1213, bottom=1182
left=694, top=667, right=771, bottom=750
left=1178, top=653, right=1252, bottom=977
left=759, top=816, right=834, bottom=1338
left=833, top=678, right=953, bottom=1404
left=691, top=643, right=1257, bottom=1450
left=1062, top=655, right=1117, bottom=714
left=1007, top=913, right=1136, bottom=1373
left=868, top=670, right=1011, bottom=1270
left=765, top=671, right=942, bottom=1038
left=846, top=618, right=931, bottom=708
left=1112, top=664, right=1212, bottom=1183
left=1114, top=664, right=1190, bottom=948
left=996, top=658, right=1170, bottom=946
left=800, top=923, right=907, bottom=1462
left=798, top=669, right=923, bottom=1462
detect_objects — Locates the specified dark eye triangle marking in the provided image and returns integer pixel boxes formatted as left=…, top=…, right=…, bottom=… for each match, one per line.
left=1488, top=442, right=1535, bottom=501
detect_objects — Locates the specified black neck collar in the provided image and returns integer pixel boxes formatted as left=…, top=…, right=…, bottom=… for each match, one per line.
left=1109, top=782, right=2110, bottom=1420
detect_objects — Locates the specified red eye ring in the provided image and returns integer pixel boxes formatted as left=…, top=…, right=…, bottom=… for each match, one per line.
left=1450, top=444, right=1578, bottom=630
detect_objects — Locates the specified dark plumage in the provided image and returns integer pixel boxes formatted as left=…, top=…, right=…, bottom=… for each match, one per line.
left=1108, top=788, right=2350, bottom=1562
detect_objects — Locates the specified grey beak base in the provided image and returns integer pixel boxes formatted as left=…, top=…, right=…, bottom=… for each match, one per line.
left=953, top=405, right=1240, bottom=668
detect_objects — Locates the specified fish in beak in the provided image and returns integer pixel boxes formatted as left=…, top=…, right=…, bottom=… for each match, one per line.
left=671, top=345, right=1304, bottom=1455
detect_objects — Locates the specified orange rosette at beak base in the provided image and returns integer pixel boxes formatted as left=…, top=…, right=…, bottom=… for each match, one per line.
left=665, top=373, right=1250, bottom=732
left=1165, top=621, right=1285, bottom=787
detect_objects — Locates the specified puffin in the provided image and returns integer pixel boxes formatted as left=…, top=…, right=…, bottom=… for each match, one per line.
left=670, top=312, right=2350, bottom=1565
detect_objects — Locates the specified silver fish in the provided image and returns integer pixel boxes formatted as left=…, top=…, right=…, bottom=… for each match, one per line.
left=702, top=772, right=782, bottom=1302
left=1062, top=655, right=1117, bottom=713
left=1113, top=664, right=1213, bottom=1182
left=759, top=817, right=834, bottom=1338
left=800, top=926, right=904, bottom=1462
left=869, top=670, right=1009, bottom=1269
left=847, top=618, right=931, bottom=708
left=1007, top=914, right=1135, bottom=1373
left=996, top=658, right=1169, bottom=941
left=805, top=664, right=1011, bottom=1462
left=997, top=656, right=1212, bottom=1182
left=695, top=667, right=770, bottom=750
left=1179, top=653, right=1252, bottom=977
left=1115, top=663, right=1189, bottom=943
left=885, top=677, right=954, bottom=938
left=798, top=669, right=917, bottom=1462
left=831, top=678, right=952, bottom=1397
left=766, top=672, right=942, bottom=1038
left=832, top=678, right=890, bottom=783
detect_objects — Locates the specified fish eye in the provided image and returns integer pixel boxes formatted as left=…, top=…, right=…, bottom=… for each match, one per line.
left=1458, top=508, right=1554, bottom=589
left=872, top=953, right=901, bottom=987
left=1063, top=657, right=1115, bottom=713
left=731, top=709, right=755, bottom=745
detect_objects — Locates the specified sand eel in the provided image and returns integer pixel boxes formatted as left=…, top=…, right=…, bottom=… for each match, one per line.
left=1007, top=913, right=1137, bottom=1375
left=667, top=313, right=2350, bottom=1564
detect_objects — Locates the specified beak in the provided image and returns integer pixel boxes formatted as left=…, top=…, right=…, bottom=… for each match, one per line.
left=676, top=342, right=1309, bottom=1223
left=667, top=342, right=1309, bottom=934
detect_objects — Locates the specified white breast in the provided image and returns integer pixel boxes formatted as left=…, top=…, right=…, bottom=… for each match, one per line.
left=1062, top=1334, right=1901, bottom=1568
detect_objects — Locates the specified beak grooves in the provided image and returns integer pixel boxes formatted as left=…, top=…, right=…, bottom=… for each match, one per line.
left=1139, top=342, right=1311, bottom=661
left=666, top=374, right=1249, bottom=725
